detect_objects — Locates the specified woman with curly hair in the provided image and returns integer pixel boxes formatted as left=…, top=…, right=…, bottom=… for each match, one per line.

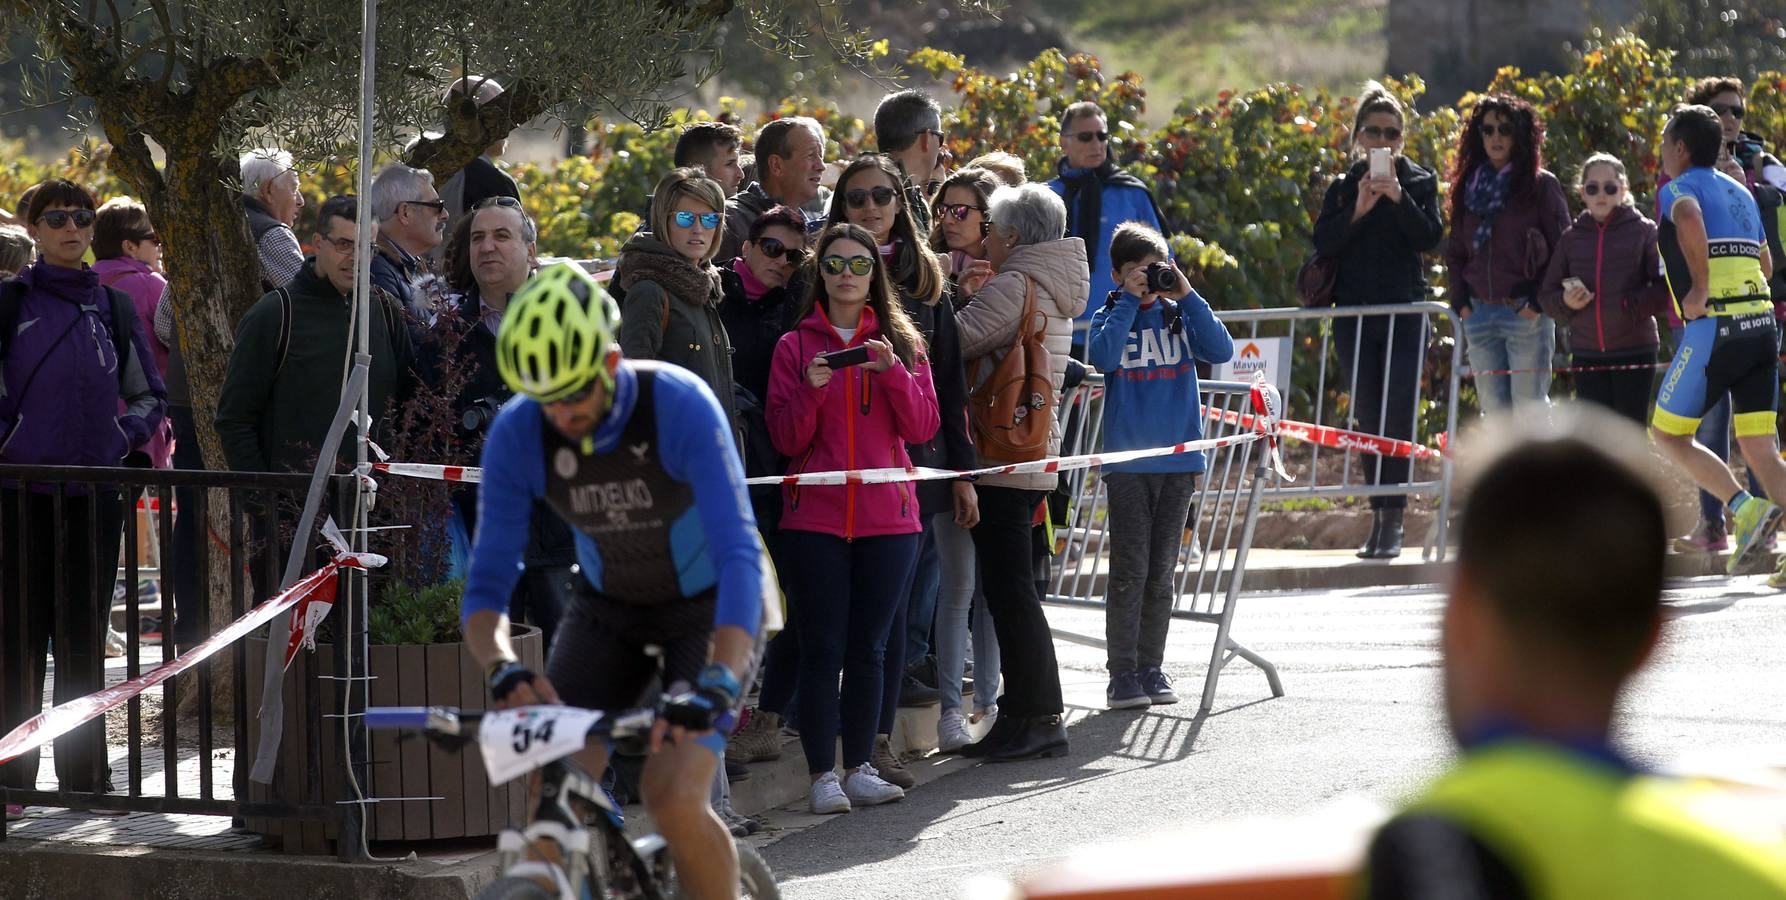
left=1444, top=94, right=1571, bottom=413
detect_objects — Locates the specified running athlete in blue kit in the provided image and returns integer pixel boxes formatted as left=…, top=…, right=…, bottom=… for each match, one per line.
left=1649, top=106, right=1786, bottom=584
left=459, top=262, right=766, bottom=900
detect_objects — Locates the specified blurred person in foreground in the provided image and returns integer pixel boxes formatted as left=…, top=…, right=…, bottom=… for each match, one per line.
left=1361, top=407, right=1786, bottom=898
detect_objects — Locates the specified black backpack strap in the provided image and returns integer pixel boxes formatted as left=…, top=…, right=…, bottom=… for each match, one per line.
left=102, top=286, right=134, bottom=375
left=0, top=279, right=23, bottom=359
left=271, top=287, right=293, bottom=381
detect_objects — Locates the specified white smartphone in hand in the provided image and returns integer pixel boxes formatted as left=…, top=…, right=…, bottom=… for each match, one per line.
left=1562, top=276, right=1586, bottom=294
left=1369, top=147, right=1392, bottom=179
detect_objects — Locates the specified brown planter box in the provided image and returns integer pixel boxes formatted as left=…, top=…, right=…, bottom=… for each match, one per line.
left=242, top=623, right=545, bottom=853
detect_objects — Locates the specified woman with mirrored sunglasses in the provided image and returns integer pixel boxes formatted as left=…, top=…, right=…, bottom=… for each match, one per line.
left=615, top=166, right=742, bottom=439
left=1536, top=154, right=1670, bottom=427
left=831, top=155, right=979, bottom=776
left=1311, top=82, right=1444, bottom=559
left=765, top=222, right=939, bottom=814
left=929, top=166, right=1005, bottom=305
left=0, top=179, right=168, bottom=810
left=1445, top=93, right=1572, bottom=414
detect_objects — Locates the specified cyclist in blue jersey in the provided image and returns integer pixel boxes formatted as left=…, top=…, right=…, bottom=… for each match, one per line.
left=461, top=262, right=767, bottom=900
left=1649, top=106, right=1786, bottom=583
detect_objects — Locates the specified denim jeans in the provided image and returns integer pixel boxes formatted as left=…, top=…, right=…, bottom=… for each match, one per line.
left=930, top=512, right=1000, bottom=715
left=903, top=523, right=940, bottom=666
left=1668, top=326, right=1764, bottom=530
left=1464, top=303, right=1554, bottom=413
left=782, top=530, right=919, bottom=774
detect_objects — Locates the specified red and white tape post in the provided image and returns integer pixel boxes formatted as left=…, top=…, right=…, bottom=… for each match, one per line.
left=0, top=519, right=385, bottom=767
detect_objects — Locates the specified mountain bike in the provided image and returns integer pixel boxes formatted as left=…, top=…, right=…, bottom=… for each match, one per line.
left=366, top=705, right=778, bottom=900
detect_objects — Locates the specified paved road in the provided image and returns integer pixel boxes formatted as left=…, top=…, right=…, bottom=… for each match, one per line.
left=760, top=578, right=1786, bottom=899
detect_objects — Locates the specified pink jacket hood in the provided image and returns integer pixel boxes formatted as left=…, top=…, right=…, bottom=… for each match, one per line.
left=765, top=302, right=940, bottom=539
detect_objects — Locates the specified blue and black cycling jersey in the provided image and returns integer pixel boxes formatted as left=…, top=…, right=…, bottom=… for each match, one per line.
left=1654, top=166, right=1779, bottom=438
left=461, top=360, right=765, bottom=638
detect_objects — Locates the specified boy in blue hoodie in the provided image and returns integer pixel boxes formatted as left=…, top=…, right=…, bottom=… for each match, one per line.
left=1087, top=222, right=1234, bottom=709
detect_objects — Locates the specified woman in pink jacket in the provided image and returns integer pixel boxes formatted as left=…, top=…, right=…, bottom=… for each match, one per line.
left=766, top=222, right=939, bottom=816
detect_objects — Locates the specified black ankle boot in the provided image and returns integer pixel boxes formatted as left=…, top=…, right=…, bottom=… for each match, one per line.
left=987, top=715, right=1068, bottom=763
left=961, top=711, right=1020, bottom=758
left=1357, top=510, right=1384, bottom=559
left=1369, top=508, right=1405, bottom=559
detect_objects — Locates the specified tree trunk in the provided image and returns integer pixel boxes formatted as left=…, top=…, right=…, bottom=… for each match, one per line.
left=129, top=134, right=264, bottom=721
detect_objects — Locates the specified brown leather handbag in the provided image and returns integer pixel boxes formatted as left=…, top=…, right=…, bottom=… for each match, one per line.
left=968, top=273, right=1054, bottom=462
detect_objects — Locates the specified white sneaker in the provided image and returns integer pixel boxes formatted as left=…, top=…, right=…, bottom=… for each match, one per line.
left=809, top=772, right=851, bottom=815
left=937, top=710, right=972, bottom=753
left=969, top=704, right=998, bottom=726
left=842, top=764, right=905, bottom=806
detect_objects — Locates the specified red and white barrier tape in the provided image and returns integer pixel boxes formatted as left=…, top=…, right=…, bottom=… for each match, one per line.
left=367, top=375, right=1295, bottom=487
left=1207, top=406, right=1445, bottom=460
left=369, top=431, right=1269, bottom=488
left=0, top=521, right=384, bottom=766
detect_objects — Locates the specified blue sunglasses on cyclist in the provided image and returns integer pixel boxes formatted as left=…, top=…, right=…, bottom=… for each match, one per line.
left=674, top=210, right=723, bottom=230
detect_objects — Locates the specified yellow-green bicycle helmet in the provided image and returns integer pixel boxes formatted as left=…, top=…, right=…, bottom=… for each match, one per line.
left=496, top=262, right=621, bottom=403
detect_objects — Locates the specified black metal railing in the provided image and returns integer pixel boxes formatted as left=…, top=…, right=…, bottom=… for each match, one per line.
left=0, top=464, right=361, bottom=851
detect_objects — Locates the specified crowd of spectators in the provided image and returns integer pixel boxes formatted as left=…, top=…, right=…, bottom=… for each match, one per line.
left=6, top=71, right=1786, bottom=831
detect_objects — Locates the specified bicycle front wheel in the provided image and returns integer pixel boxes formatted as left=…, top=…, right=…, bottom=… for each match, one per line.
left=737, top=843, right=780, bottom=900
left=476, top=875, right=557, bottom=900
left=667, top=841, right=780, bottom=900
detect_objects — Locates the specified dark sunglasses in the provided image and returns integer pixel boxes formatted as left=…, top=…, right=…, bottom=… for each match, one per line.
left=402, top=199, right=447, bottom=214
left=547, top=381, right=597, bottom=407
left=924, top=128, right=946, bottom=142
left=37, top=209, right=95, bottom=230
left=938, top=202, right=985, bottom=222
left=755, top=237, right=805, bottom=265
left=1071, top=130, right=1110, bottom=143
left=1583, top=181, right=1621, bottom=196
left=132, top=232, right=161, bottom=245
left=1477, top=121, right=1517, bottom=138
left=844, top=187, right=898, bottom=209
left=673, top=210, right=723, bottom=230
left=1711, top=103, right=1746, bottom=120
left=1360, top=125, right=1402, bottom=141
left=820, top=254, right=875, bottom=276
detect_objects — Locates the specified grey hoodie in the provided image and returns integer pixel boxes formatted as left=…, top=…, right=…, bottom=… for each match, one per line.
left=955, top=237, right=1091, bottom=490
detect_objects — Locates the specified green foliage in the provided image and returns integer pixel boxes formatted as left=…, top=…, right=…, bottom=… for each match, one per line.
left=369, top=580, right=465, bottom=646
left=1632, top=0, right=1786, bottom=81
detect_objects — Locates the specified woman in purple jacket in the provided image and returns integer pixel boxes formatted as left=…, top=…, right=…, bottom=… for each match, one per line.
left=0, top=180, right=167, bottom=816
left=1445, top=95, right=1572, bottom=414
left=1538, top=154, right=1672, bottom=424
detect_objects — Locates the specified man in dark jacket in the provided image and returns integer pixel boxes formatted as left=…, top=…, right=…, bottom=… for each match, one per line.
left=369, top=164, right=449, bottom=323
left=421, top=199, right=575, bottom=648
left=216, top=195, right=416, bottom=475
left=1048, top=101, right=1172, bottom=349
left=718, top=117, right=825, bottom=262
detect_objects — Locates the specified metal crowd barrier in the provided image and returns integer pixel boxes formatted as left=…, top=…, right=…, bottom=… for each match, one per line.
left=1215, top=302, right=1463, bottom=560
left=0, top=465, right=356, bottom=850
left=1046, top=379, right=1285, bottom=714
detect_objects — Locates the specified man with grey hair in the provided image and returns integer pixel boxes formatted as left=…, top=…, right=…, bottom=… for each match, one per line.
left=951, top=181, right=1088, bottom=763
left=240, top=148, right=306, bottom=288
left=874, top=89, right=946, bottom=236
left=370, top=162, right=448, bottom=321
left=437, top=75, right=523, bottom=255
left=719, top=116, right=826, bottom=261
